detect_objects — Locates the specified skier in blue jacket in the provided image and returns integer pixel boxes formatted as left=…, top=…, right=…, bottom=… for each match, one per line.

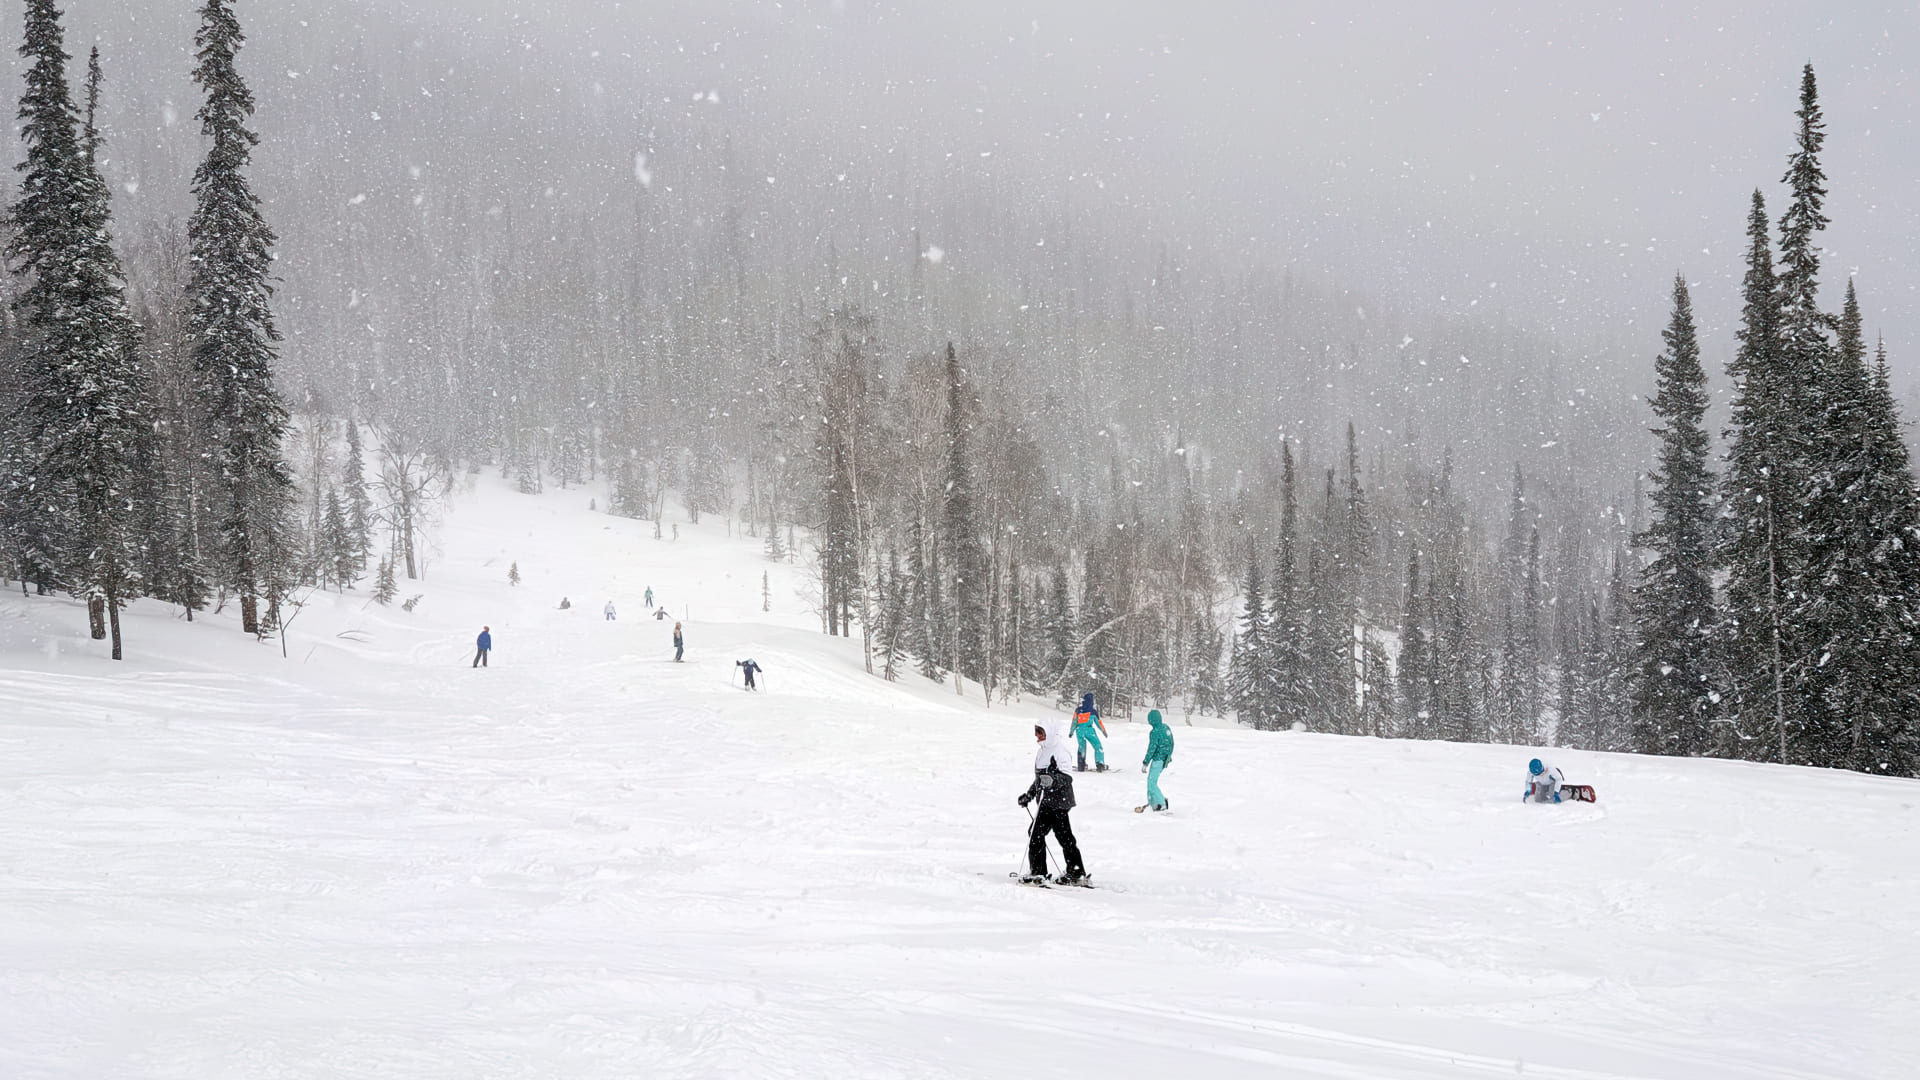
left=472, top=626, right=492, bottom=668
left=1137, top=708, right=1174, bottom=812
left=1072, top=693, right=1108, bottom=771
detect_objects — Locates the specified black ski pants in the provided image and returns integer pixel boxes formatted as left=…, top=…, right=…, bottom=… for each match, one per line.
left=1028, top=804, right=1085, bottom=877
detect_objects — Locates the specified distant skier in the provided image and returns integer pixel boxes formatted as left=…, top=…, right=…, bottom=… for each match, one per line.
left=654, top=608, right=669, bottom=620
left=1525, top=758, right=1565, bottom=803
left=604, top=600, right=617, bottom=621
left=558, top=597, right=571, bottom=610
left=736, top=658, right=763, bottom=690
left=1072, top=692, right=1109, bottom=772
left=472, top=626, right=492, bottom=668
left=1018, top=718, right=1087, bottom=885
left=645, top=586, right=654, bottom=608
left=1136, top=708, right=1174, bottom=812
left=673, top=622, right=684, bottom=662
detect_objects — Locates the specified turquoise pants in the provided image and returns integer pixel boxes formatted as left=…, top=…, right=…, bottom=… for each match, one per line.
left=1146, top=760, right=1166, bottom=809
left=1076, top=726, right=1105, bottom=767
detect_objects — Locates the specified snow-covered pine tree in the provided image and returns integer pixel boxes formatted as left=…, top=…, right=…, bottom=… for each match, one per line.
left=910, top=515, right=945, bottom=683
left=5, top=0, right=89, bottom=603
left=1554, top=575, right=1585, bottom=747
left=1632, top=274, right=1718, bottom=757
left=1268, top=442, right=1311, bottom=731
left=342, top=418, right=371, bottom=562
left=878, top=549, right=906, bottom=681
left=1517, top=527, right=1543, bottom=743
left=187, top=0, right=294, bottom=636
left=323, top=487, right=357, bottom=589
left=66, top=47, right=151, bottom=658
left=1597, top=552, right=1632, bottom=751
left=941, top=343, right=988, bottom=684
left=1494, top=467, right=1532, bottom=743
left=1430, top=563, right=1483, bottom=743
left=1227, top=551, right=1270, bottom=729
left=1394, top=548, right=1430, bottom=739
left=1718, top=191, right=1794, bottom=764
left=1770, top=63, right=1855, bottom=767
left=1356, top=630, right=1394, bottom=738
left=1797, top=284, right=1920, bottom=775
left=7, top=29, right=152, bottom=659
left=1187, top=611, right=1227, bottom=717
left=372, top=554, right=397, bottom=605
left=1847, top=337, right=1920, bottom=775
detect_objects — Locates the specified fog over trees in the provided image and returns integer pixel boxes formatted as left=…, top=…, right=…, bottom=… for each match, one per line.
left=3, top=1, right=1917, bottom=774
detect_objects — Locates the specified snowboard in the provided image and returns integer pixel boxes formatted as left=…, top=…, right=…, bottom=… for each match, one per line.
left=1562, top=784, right=1597, bottom=803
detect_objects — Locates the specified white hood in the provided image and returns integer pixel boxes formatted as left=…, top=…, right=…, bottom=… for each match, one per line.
left=1034, top=716, right=1074, bottom=772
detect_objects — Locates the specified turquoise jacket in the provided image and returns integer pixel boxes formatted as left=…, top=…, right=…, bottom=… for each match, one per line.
left=1143, top=709, right=1174, bottom=766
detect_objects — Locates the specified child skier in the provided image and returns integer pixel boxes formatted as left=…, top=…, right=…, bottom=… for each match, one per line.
left=672, top=622, right=684, bottom=662
left=645, top=586, right=655, bottom=608
left=737, top=658, right=763, bottom=690
left=1137, top=708, right=1174, bottom=812
left=1072, top=692, right=1108, bottom=771
left=604, top=600, right=617, bottom=621
left=1018, top=718, right=1087, bottom=885
left=1524, top=758, right=1565, bottom=803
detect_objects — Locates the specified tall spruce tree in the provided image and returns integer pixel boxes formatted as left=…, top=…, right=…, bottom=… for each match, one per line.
left=1394, top=548, right=1430, bottom=739
left=1849, top=337, right=1920, bottom=775
left=1798, top=285, right=1920, bottom=774
left=1227, top=550, right=1270, bottom=728
left=1632, top=274, right=1718, bottom=756
left=941, top=342, right=987, bottom=685
left=188, top=0, right=294, bottom=635
left=65, top=48, right=151, bottom=658
left=1269, top=442, right=1311, bottom=730
left=7, top=18, right=149, bottom=658
left=1719, top=190, right=1794, bottom=764
left=341, top=418, right=371, bottom=563
left=5, top=0, right=88, bottom=600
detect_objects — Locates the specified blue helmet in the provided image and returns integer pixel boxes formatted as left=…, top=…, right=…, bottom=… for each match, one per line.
left=1529, top=758, right=1544, bottom=775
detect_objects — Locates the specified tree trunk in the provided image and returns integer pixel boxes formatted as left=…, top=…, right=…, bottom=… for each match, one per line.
left=108, top=597, right=122, bottom=661
left=241, top=592, right=259, bottom=635
left=88, top=596, right=107, bottom=640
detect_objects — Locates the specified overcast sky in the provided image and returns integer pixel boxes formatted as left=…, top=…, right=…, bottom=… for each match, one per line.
left=64, top=1, right=1920, bottom=388
left=497, top=0, right=1920, bottom=373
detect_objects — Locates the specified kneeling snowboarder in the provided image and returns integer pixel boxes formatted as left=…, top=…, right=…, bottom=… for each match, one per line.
left=1524, top=758, right=1596, bottom=803
left=1018, top=719, right=1088, bottom=885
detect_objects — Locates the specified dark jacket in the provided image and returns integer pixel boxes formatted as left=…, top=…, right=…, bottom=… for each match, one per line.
left=477, top=630, right=492, bottom=650
left=1023, top=762, right=1076, bottom=812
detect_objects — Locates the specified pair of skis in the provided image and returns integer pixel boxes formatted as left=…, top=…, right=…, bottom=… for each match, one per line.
left=1009, top=871, right=1096, bottom=890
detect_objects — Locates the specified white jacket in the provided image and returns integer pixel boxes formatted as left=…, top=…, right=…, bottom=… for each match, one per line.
left=1034, top=716, right=1075, bottom=773
left=1527, top=764, right=1565, bottom=802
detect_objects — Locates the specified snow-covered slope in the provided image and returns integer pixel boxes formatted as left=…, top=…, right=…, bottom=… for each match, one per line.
left=1, top=476, right=1913, bottom=1079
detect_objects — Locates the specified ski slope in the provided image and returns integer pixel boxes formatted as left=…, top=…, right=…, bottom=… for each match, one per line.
left=1, top=475, right=1914, bottom=1079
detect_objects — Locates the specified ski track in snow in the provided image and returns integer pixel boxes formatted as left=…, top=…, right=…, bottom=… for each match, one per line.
left=0, top=476, right=1915, bottom=1078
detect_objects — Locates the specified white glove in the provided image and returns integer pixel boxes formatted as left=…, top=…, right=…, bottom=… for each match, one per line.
left=1140, top=764, right=1147, bottom=773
